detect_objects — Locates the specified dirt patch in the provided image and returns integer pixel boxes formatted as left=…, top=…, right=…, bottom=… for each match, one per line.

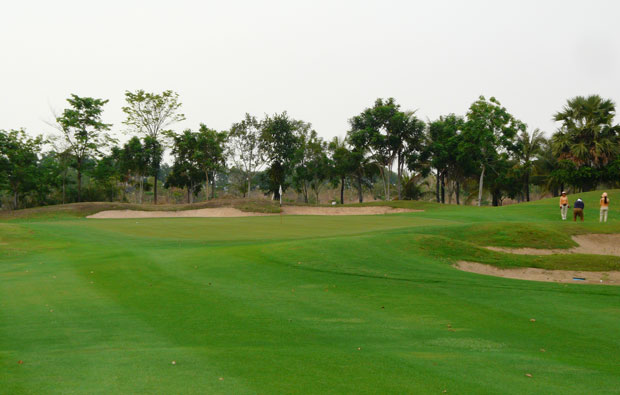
left=87, top=208, right=273, bottom=219
left=87, top=206, right=420, bottom=219
left=281, top=206, right=420, bottom=216
left=486, top=234, right=620, bottom=257
left=455, top=261, right=620, bottom=285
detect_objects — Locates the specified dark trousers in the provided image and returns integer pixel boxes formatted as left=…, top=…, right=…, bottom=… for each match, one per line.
left=573, top=208, right=584, bottom=221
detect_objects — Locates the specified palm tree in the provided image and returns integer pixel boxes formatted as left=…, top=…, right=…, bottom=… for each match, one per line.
left=534, top=139, right=562, bottom=196
left=552, top=95, right=619, bottom=169
left=516, top=128, right=546, bottom=201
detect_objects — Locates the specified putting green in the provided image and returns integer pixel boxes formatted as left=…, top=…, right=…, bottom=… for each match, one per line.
left=1, top=191, right=619, bottom=393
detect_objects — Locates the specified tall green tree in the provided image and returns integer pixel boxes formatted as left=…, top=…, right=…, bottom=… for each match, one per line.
left=292, top=128, right=322, bottom=203
left=122, top=90, right=185, bottom=204
left=292, top=130, right=329, bottom=204
left=229, top=114, right=265, bottom=198
left=166, top=130, right=203, bottom=203
left=349, top=98, right=401, bottom=200
left=260, top=112, right=302, bottom=200
left=424, top=115, right=470, bottom=204
left=56, top=95, right=112, bottom=202
left=345, top=134, right=377, bottom=203
left=328, top=137, right=356, bottom=204
left=92, top=154, right=120, bottom=202
left=460, top=96, right=524, bottom=206
left=35, top=153, right=65, bottom=206
left=395, top=112, right=426, bottom=200
left=48, top=138, right=74, bottom=205
left=485, top=155, right=522, bottom=206
left=0, top=130, right=43, bottom=209
left=143, top=136, right=163, bottom=200
left=551, top=95, right=619, bottom=190
left=534, top=139, right=562, bottom=196
left=515, top=128, right=545, bottom=201
left=119, top=137, right=148, bottom=203
left=193, top=124, right=227, bottom=200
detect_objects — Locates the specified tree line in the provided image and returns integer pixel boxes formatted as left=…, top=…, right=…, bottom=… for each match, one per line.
left=1, top=91, right=619, bottom=209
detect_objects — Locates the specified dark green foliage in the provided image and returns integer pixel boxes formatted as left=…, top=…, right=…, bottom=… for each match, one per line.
left=3, top=93, right=620, bottom=209
left=56, top=94, right=113, bottom=202
left=92, top=154, right=120, bottom=202
left=229, top=114, right=264, bottom=196
left=293, top=129, right=330, bottom=203
left=328, top=137, right=357, bottom=204
left=122, top=90, right=185, bottom=203
left=461, top=96, right=525, bottom=206
left=166, top=130, right=206, bottom=203
left=260, top=112, right=303, bottom=199
left=193, top=124, right=227, bottom=200
left=551, top=95, right=619, bottom=190
left=426, top=114, right=469, bottom=204
left=0, top=130, right=44, bottom=208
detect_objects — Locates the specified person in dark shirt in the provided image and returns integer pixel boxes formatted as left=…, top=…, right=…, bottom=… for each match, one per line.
left=573, top=198, right=584, bottom=222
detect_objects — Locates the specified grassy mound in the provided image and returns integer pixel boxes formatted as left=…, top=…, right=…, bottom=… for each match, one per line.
left=0, top=198, right=281, bottom=221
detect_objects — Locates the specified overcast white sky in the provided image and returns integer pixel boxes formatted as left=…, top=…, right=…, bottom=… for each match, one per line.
left=1, top=0, right=619, bottom=146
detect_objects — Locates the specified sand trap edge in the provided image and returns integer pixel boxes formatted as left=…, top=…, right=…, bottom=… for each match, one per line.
left=454, top=261, right=620, bottom=285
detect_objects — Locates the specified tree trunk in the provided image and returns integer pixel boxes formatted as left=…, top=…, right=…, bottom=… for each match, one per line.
left=303, top=182, right=308, bottom=203
left=477, top=164, right=485, bottom=207
left=211, top=173, right=216, bottom=199
left=77, top=166, right=82, bottom=203
left=436, top=169, right=440, bottom=203
left=62, top=171, right=66, bottom=205
left=492, top=191, right=499, bottom=207
left=397, top=150, right=402, bottom=200
left=247, top=174, right=251, bottom=199
left=187, top=186, right=191, bottom=204
left=378, top=166, right=387, bottom=200
left=153, top=165, right=159, bottom=204
left=357, top=173, right=363, bottom=203
left=205, top=171, right=210, bottom=201
left=456, top=181, right=460, bottom=205
left=386, top=163, right=391, bottom=200
left=525, top=172, right=530, bottom=202
left=340, top=176, right=345, bottom=205
left=139, top=176, right=144, bottom=204
left=13, top=190, right=18, bottom=210
left=441, top=172, right=445, bottom=204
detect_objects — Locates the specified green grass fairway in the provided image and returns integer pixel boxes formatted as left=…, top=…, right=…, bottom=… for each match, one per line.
left=2, top=191, right=620, bottom=393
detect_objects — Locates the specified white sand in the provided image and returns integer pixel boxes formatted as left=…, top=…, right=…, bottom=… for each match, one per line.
left=486, top=234, right=620, bottom=257
left=455, top=261, right=620, bottom=285
left=87, top=208, right=272, bottom=219
left=87, top=206, right=422, bottom=219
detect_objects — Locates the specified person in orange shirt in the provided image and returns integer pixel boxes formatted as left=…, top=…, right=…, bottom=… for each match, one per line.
left=559, top=191, right=569, bottom=220
left=600, top=192, right=610, bottom=223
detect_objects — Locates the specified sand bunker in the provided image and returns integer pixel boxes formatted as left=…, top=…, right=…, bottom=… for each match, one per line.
left=87, top=206, right=420, bottom=219
left=486, top=234, right=620, bottom=257
left=455, top=261, right=620, bottom=285
left=87, top=208, right=272, bottom=219
left=281, top=206, right=419, bottom=216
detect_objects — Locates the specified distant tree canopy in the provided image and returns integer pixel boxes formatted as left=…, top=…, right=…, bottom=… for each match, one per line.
left=1, top=92, right=619, bottom=210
